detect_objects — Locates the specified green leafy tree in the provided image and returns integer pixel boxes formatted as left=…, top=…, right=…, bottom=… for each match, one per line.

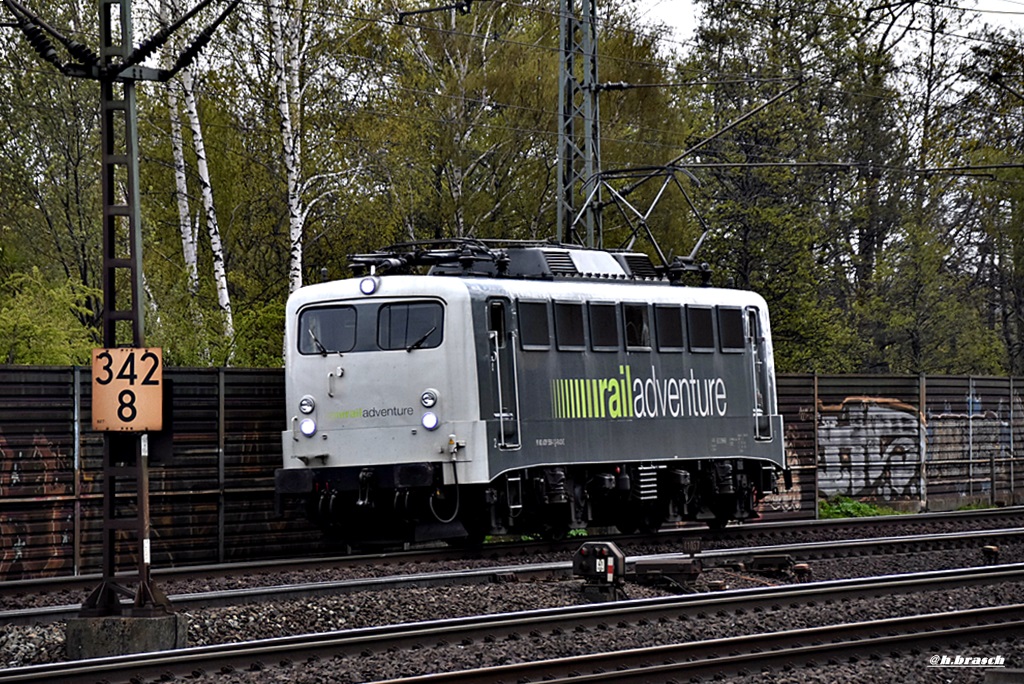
left=5, top=0, right=1024, bottom=375
left=857, top=3, right=1006, bottom=373
left=859, top=223, right=1003, bottom=374
left=960, top=27, right=1024, bottom=375
left=0, top=1, right=103, bottom=335
left=683, top=0, right=867, bottom=372
left=0, top=268, right=99, bottom=364
left=376, top=1, right=561, bottom=241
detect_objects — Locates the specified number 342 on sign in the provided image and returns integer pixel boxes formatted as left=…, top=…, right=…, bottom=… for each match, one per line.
left=91, top=347, right=163, bottom=432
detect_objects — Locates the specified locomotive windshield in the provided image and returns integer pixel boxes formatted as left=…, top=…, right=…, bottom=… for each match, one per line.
left=378, top=301, right=443, bottom=351
left=297, top=300, right=444, bottom=355
left=299, top=305, right=357, bottom=354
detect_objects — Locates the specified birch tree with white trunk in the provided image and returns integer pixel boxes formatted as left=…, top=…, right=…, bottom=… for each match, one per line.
left=270, top=0, right=307, bottom=293
left=157, top=0, right=235, bottom=350
left=180, top=65, right=235, bottom=342
left=158, top=0, right=198, bottom=295
left=267, top=0, right=383, bottom=292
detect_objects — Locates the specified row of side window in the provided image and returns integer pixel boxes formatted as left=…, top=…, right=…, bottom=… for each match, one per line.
left=517, top=300, right=750, bottom=353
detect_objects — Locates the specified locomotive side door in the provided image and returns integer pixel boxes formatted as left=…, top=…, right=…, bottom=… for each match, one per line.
left=747, top=307, right=772, bottom=440
left=487, top=298, right=521, bottom=449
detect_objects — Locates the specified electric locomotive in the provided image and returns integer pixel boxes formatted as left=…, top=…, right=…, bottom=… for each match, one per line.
left=276, top=240, right=787, bottom=545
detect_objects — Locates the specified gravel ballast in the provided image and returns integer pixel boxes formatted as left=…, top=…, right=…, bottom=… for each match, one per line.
left=2, top=541, right=1022, bottom=682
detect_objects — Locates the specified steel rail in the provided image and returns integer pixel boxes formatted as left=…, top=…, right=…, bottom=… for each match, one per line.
left=689, top=526, right=1024, bottom=563
left=379, top=604, right=1024, bottom=683
left=4, top=526, right=1023, bottom=626
left=4, top=506, right=1022, bottom=599
left=1, top=563, right=1022, bottom=683
left=0, top=560, right=570, bottom=626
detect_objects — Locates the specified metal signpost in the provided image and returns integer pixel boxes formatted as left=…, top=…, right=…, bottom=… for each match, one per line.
left=2, top=0, right=237, bottom=650
left=84, top=0, right=167, bottom=616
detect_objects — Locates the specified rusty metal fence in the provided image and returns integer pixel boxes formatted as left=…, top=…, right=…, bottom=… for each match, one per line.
left=774, top=375, right=1024, bottom=518
left=0, top=366, right=320, bottom=581
left=2, top=368, right=1022, bottom=580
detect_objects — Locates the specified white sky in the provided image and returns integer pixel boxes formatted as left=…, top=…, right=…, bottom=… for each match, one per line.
left=638, top=0, right=1024, bottom=45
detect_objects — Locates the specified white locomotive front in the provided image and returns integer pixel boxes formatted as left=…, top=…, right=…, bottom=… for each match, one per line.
left=277, top=274, right=491, bottom=542
left=276, top=241, right=788, bottom=545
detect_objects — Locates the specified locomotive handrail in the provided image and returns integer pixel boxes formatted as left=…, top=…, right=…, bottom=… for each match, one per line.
left=506, top=330, right=522, bottom=450
left=491, top=328, right=522, bottom=451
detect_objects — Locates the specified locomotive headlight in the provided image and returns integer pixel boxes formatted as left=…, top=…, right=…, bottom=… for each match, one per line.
left=359, top=276, right=380, bottom=295
left=299, top=418, right=317, bottom=437
left=420, top=389, right=438, bottom=408
left=421, top=412, right=439, bottom=431
left=298, top=395, right=316, bottom=414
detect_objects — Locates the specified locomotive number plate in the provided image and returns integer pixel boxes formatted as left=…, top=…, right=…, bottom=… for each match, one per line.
left=91, top=347, right=163, bottom=431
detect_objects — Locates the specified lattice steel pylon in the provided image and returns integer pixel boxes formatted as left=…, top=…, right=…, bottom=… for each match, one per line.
left=556, top=0, right=601, bottom=247
left=3, top=0, right=238, bottom=618
left=87, top=0, right=167, bottom=618
left=99, top=1, right=145, bottom=350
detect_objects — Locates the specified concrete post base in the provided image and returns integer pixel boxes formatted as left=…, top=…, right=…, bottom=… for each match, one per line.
left=65, top=614, right=188, bottom=660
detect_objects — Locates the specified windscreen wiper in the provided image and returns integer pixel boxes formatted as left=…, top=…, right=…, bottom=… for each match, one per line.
left=406, top=326, right=437, bottom=353
left=308, top=328, right=329, bottom=356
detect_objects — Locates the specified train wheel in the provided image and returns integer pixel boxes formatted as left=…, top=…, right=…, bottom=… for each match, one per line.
left=638, top=509, right=664, bottom=534
left=705, top=498, right=737, bottom=530
left=446, top=531, right=486, bottom=550
left=613, top=510, right=639, bottom=534
left=540, top=523, right=570, bottom=541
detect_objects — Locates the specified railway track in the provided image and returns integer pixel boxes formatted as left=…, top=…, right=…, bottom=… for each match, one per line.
left=2, top=563, right=1022, bottom=683
left=5, top=521, right=1024, bottom=626
left=380, top=604, right=1024, bottom=683
left=4, top=506, right=1023, bottom=605
left=3, top=524, right=1023, bottom=627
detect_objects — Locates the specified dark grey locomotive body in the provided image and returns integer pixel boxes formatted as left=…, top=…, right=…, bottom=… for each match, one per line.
left=276, top=243, right=786, bottom=544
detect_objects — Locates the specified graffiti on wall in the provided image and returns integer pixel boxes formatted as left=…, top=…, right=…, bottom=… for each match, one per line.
left=0, top=432, right=75, bottom=579
left=817, top=397, right=923, bottom=500
left=760, top=425, right=804, bottom=513
left=925, top=395, right=1021, bottom=503
left=760, top=484, right=803, bottom=512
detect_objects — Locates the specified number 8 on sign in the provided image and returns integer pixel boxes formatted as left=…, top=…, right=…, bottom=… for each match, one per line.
left=91, top=348, right=163, bottom=431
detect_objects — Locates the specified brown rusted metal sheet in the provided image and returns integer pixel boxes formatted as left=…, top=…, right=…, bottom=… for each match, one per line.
left=760, top=374, right=815, bottom=521
left=0, top=367, right=79, bottom=579
left=1, top=366, right=323, bottom=581
left=809, top=375, right=1023, bottom=514
left=924, top=376, right=1022, bottom=511
left=2, top=368, right=1023, bottom=582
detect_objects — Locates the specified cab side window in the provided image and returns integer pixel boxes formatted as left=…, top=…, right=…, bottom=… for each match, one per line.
left=687, top=305, right=715, bottom=351
left=519, top=300, right=551, bottom=349
left=589, top=302, right=619, bottom=351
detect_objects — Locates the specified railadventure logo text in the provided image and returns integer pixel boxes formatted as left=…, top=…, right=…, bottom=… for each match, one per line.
left=551, top=365, right=728, bottom=420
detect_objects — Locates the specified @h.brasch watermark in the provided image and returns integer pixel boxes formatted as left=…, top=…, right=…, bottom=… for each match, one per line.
left=928, top=654, right=1006, bottom=668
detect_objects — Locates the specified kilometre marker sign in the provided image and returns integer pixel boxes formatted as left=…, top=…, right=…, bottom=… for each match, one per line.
left=91, top=347, right=163, bottom=431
